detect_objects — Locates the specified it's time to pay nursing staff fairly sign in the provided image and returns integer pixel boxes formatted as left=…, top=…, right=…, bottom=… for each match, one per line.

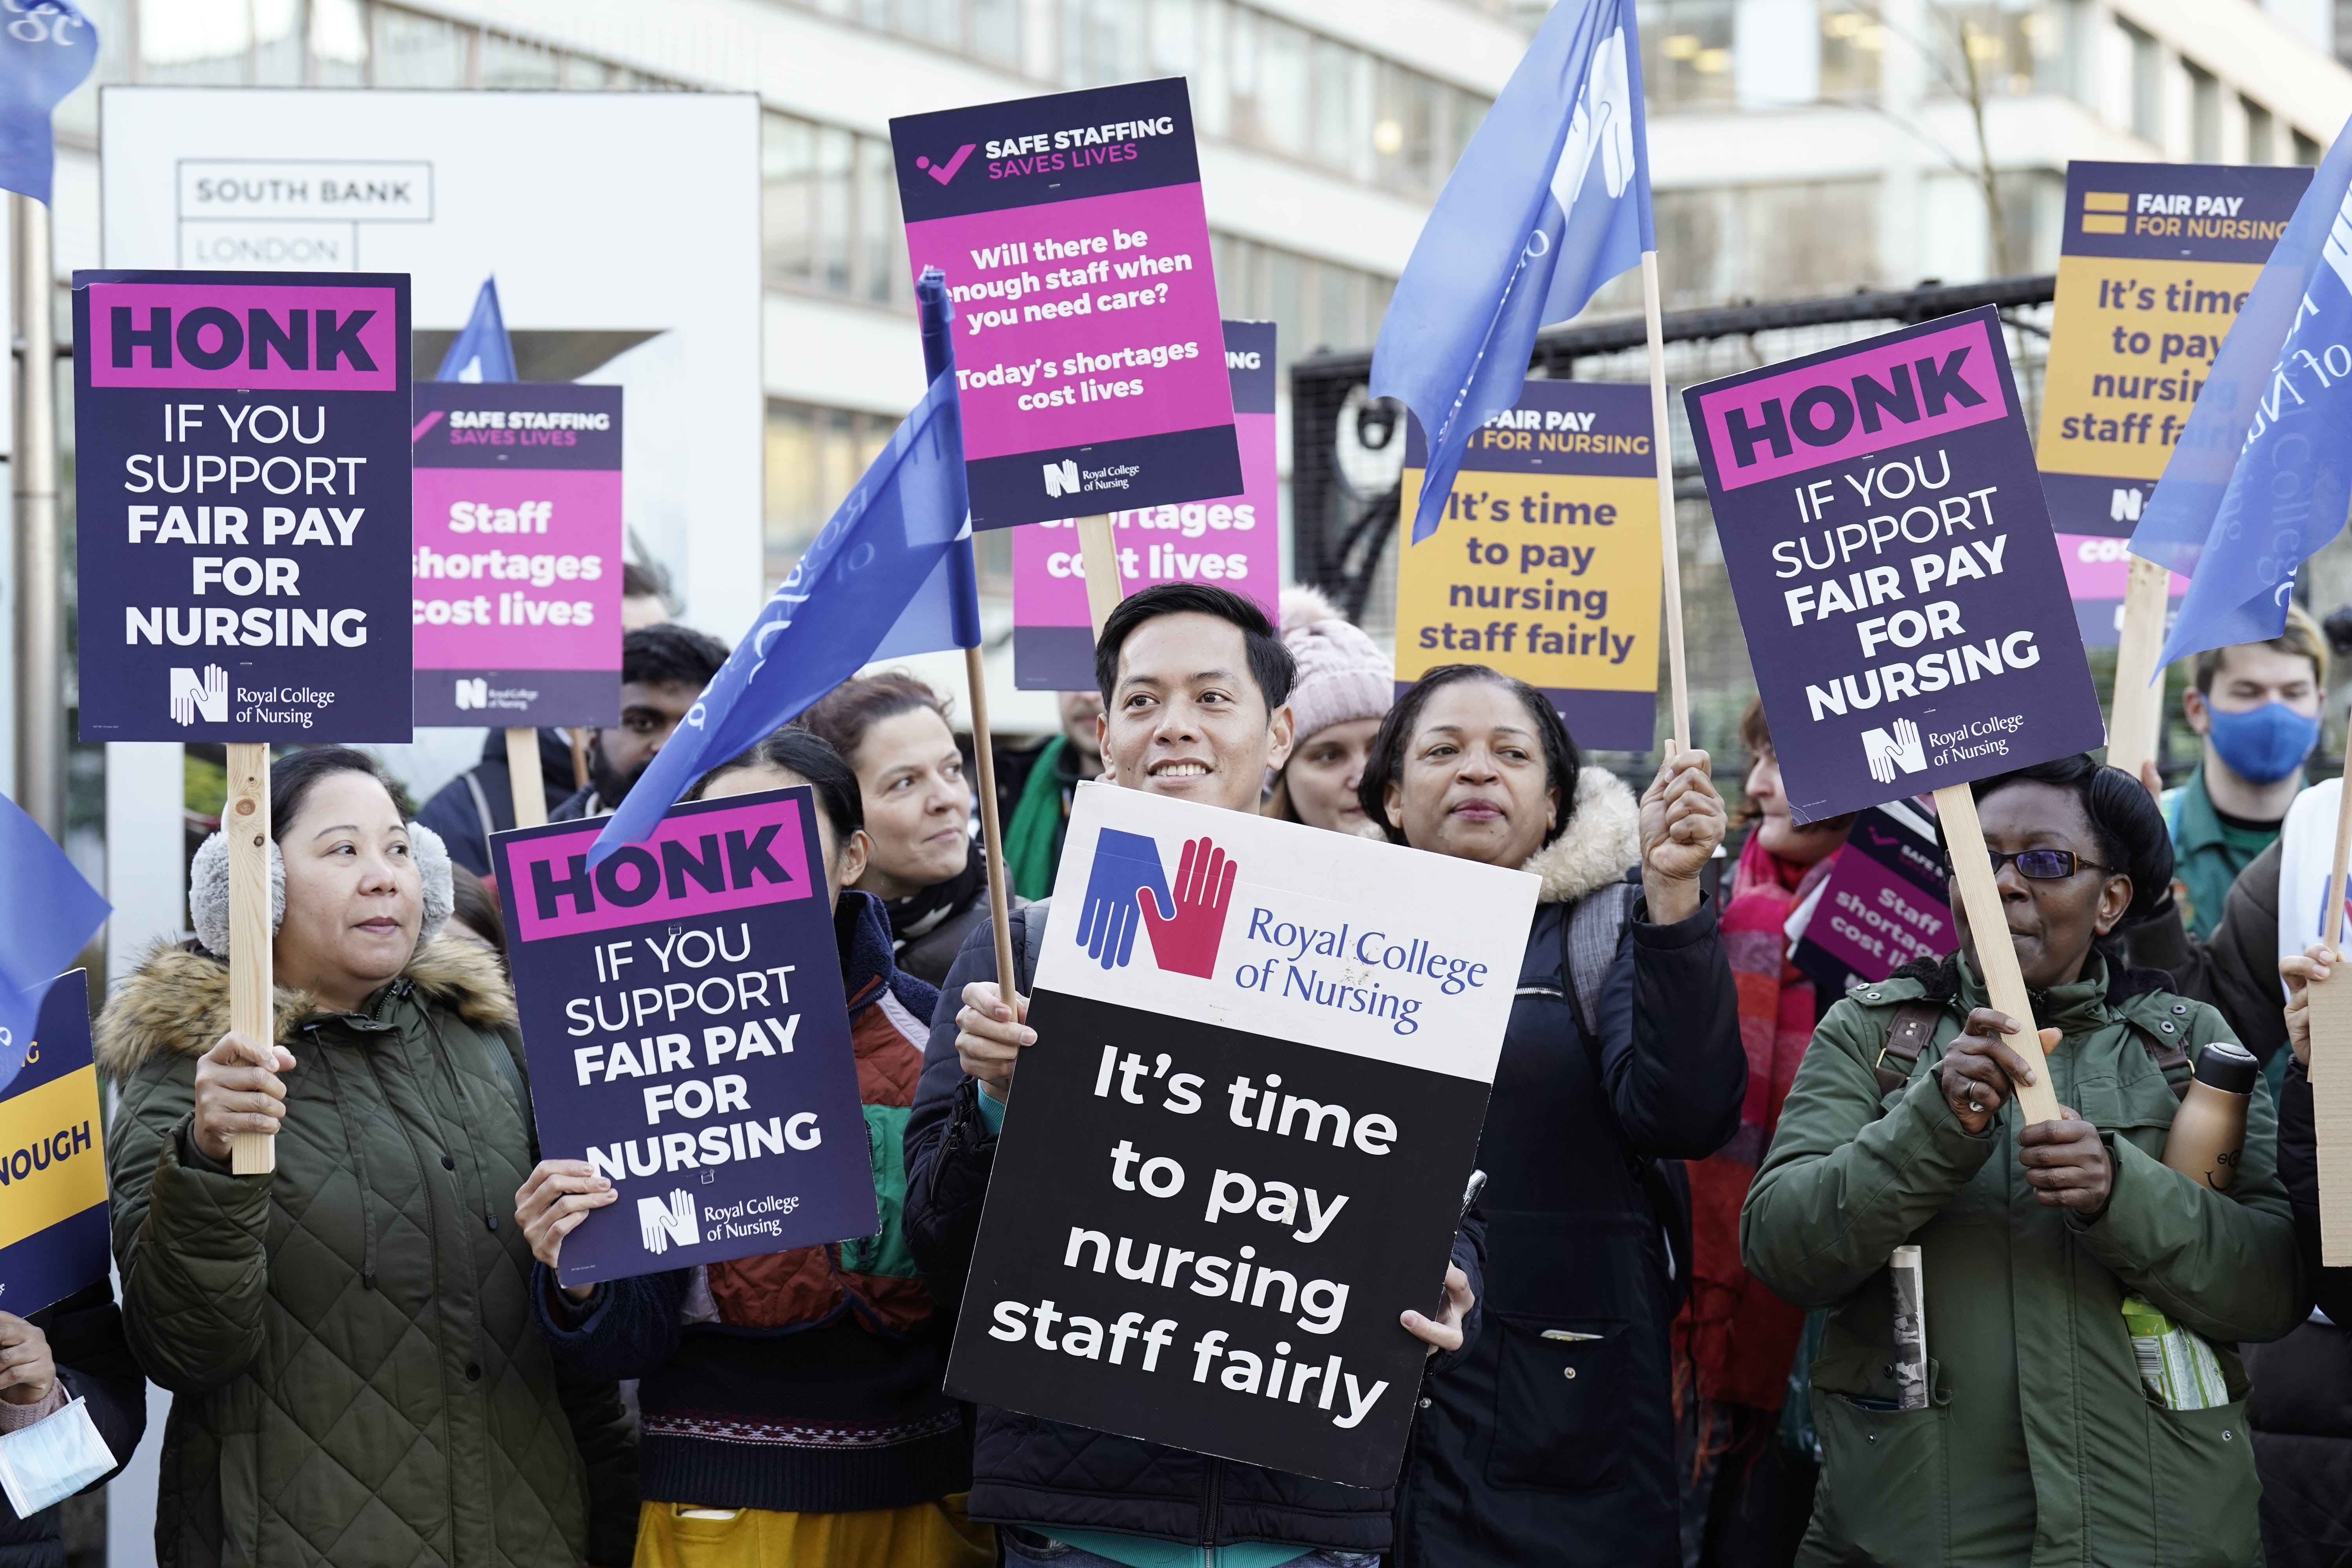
left=890, top=78, right=1241, bottom=528
left=74, top=270, right=414, bottom=743
left=1684, top=307, right=2104, bottom=822
left=947, top=784, right=1536, bottom=1488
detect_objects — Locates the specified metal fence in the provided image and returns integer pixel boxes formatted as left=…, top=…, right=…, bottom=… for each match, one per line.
left=1289, top=276, right=2067, bottom=771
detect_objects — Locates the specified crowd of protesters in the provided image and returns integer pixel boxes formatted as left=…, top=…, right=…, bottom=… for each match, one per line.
left=4, top=581, right=2339, bottom=1568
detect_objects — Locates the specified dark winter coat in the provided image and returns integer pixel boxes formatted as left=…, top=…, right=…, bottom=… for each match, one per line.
left=0, top=1279, right=146, bottom=1568
left=2116, top=836, right=2289, bottom=1065
left=414, top=729, right=583, bottom=879
left=532, top=891, right=972, bottom=1515
left=1392, top=767, right=1746, bottom=1568
left=102, top=937, right=638, bottom=1568
left=904, top=903, right=1485, bottom=1554
left=2269, top=1053, right=2352, bottom=1568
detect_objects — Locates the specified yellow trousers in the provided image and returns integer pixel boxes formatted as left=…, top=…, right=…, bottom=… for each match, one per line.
left=634, top=1494, right=997, bottom=1568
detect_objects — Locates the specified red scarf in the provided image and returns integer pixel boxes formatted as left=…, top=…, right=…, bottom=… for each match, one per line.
left=1675, top=829, right=1840, bottom=1411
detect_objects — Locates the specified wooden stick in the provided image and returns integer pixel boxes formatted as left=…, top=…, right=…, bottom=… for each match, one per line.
left=2310, top=723, right=2352, bottom=1262
left=227, top=743, right=277, bottom=1176
left=569, top=727, right=591, bottom=791
left=1934, top=783, right=2064, bottom=1125
left=2106, top=555, right=2171, bottom=781
left=1076, top=514, right=1123, bottom=640
left=506, top=727, right=548, bottom=829
left=964, top=642, right=1019, bottom=1001
left=1641, top=251, right=1690, bottom=757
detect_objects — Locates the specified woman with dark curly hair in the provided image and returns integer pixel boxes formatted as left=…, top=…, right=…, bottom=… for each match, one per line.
left=1743, top=754, right=2301, bottom=1567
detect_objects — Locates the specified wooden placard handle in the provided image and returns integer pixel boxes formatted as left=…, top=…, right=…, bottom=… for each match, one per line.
left=1076, top=514, right=1122, bottom=641
left=1933, top=783, right=2063, bottom=1125
left=2105, top=556, right=2171, bottom=781
left=507, top=727, right=548, bottom=829
left=1641, top=250, right=1689, bottom=756
left=2310, top=725, right=2352, bottom=1263
left=964, top=643, right=1020, bottom=1002
left=227, top=743, right=277, bottom=1176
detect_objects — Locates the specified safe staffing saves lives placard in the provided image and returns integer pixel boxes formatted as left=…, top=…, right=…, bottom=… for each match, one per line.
left=74, top=269, right=414, bottom=743
left=493, top=787, right=877, bottom=1285
left=1682, top=307, right=2105, bottom=822
left=890, top=78, right=1241, bottom=529
left=946, top=784, right=1537, bottom=1488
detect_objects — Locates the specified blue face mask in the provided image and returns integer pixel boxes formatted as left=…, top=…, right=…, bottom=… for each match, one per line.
left=2206, top=701, right=2321, bottom=785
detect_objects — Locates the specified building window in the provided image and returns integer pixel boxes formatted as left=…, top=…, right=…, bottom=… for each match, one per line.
left=2297, top=129, right=2322, bottom=166
left=2245, top=97, right=2276, bottom=164
left=1209, top=233, right=1392, bottom=379
left=1819, top=3, right=1882, bottom=98
left=2187, top=64, right=2219, bottom=162
left=762, top=111, right=908, bottom=309
left=2122, top=19, right=2161, bottom=146
left=1639, top=0, right=1734, bottom=110
left=764, top=402, right=893, bottom=588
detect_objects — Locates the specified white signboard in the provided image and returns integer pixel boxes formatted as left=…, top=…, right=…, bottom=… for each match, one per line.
left=99, top=87, right=763, bottom=643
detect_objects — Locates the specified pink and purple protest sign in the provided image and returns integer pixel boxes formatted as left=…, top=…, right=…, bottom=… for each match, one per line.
left=73, top=270, right=414, bottom=742
left=891, top=78, right=1240, bottom=529
left=1013, top=320, right=1278, bottom=688
left=1789, top=800, right=1955, bottom=996
left=410, top=383, right=623, bottom=727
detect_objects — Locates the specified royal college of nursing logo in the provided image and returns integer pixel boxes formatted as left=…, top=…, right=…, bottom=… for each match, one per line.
left=638, top=1189, right=701, bottom=1255
left=454, top=676, right=490, bottom=711
left=168, top=665, right=228, bottom=726
left=1043, top=458, right=1082, bottom=499
left=1075, top=829, right=1234, bottom=979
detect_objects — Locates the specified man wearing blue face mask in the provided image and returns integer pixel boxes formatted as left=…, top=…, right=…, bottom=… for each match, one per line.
left=2157, top=604, right=2328, bottom=938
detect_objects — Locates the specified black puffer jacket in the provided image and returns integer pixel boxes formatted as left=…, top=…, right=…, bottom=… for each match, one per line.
left=2267, top=1054, right=2352, bottom=1568
left=1391, top=767, right=1744, bottom=1568
left=904, top=904, right=1485, bottom=1553
left=0, top=1279, right=146, bottom=1568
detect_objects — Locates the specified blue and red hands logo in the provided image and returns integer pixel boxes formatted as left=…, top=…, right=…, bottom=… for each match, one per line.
left=1076, top=829, right=1235, bottom=978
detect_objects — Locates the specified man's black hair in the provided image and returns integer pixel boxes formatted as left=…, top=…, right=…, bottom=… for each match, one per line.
left=623, top=622, right=728, bottom=690
left=1357, top=664, right=1583, bottom=850
left=686, top=727, right=864, bottom=846
left=1093, top=582, right=1296, bottom=711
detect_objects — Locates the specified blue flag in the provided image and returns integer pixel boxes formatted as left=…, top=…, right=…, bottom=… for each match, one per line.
left=0, top=792, right=108, bottom=1095
left=0, top=1, right=96, bottom=206
left=2130, top=117, right=2352, bottom=667
left=437, top=277, right=517, bottom=383
left=1371, top=0, right=1650, bottom=545
left=590, top=270, right=975, bottom=862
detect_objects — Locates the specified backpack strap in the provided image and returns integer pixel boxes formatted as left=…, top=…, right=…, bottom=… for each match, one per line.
left=1874, top=1000, right=1944, bottom=1101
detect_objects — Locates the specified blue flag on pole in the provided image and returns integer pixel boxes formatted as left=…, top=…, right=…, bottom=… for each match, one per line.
left=1371, top=0, right=1651, bottom=545
left=2129, top=118, right=2352, bottom=668
left=0, top=792, right=108, bottom=1095
left=0, top=1, right=96, bottom=206
left=590, top=270, right=977, bottom=862
left=436, top=277, right=517, bottom=383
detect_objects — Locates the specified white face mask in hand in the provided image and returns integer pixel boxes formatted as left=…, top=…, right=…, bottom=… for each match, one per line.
left=0, top=1398, right=115, bottom=1517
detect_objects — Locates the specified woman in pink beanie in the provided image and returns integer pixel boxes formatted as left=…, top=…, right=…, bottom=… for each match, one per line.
left=1266, top=584, right=1393, bottom=834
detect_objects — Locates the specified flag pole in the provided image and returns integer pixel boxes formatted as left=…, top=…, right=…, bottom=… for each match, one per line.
left=506, top=728, right=548, bottom=828
left=227, top=744, right=278, bottom=1174
left=12, top=193, right=60, bottom=836
left=1641, top=251, right=1690, bottom=757
left=2106, top=558, right=2171, bottom=782
left=962, top=631, right=1019, bottom=999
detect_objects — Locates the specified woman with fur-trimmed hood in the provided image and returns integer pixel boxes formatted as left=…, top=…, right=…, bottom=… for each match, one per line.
left=101, top=747, right=637, bottom=1568
left=1367, top=666, right=1746, bottom=1568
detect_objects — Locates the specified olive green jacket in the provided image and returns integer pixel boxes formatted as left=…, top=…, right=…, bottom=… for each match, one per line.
left=1742, top=956, right=2302, bottom=1568
left=101, top=939, right=638, bottom=1568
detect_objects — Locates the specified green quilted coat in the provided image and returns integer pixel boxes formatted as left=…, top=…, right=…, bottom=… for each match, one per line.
left=101, top=937, right=637, bottom=1568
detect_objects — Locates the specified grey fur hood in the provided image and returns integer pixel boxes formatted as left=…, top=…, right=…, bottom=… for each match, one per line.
left=1521, top=765, right=1641, bottom=905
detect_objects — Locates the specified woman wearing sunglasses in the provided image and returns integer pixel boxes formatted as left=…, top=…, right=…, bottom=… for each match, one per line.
left=1741, top=755, right=2300, bottom=1568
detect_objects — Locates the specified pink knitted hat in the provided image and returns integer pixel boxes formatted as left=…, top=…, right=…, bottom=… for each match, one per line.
left=1279, top=585, right=1392, bottom=741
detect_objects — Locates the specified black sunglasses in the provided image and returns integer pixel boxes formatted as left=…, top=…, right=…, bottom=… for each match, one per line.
left=1951, top=849, right=2115, bottom=880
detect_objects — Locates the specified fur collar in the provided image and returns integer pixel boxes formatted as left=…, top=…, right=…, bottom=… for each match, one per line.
left=96, top=935, right=517, bottom=1079
left=1520, top=766, right=1642, bottom=905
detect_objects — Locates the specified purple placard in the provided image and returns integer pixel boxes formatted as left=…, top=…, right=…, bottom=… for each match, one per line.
left=505, top=796, right=815, bottom=943
left=1792, top=804, right=1954, bottom=994
left=73, top=269, right=415, bottom=743
left=1682, top=307, right=2105, bottom=822
left=492, top=787, right=878, bottom=1285
left=411, top=382, right=624, bottom=727
left=1691, top=316, right=2008, bottom=492
left=891, top=79, right=1240, bottom=529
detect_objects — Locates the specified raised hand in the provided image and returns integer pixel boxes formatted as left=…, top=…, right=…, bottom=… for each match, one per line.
left=1638, top=749, right=1724, bottom=924
left=1075, top=828, right=1173, bottom=970
left=1140, top=836, right=1237, bottom=978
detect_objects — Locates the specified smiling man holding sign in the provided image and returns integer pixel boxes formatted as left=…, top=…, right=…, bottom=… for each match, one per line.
left=1696, top=314, right=2302, bottom=1566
